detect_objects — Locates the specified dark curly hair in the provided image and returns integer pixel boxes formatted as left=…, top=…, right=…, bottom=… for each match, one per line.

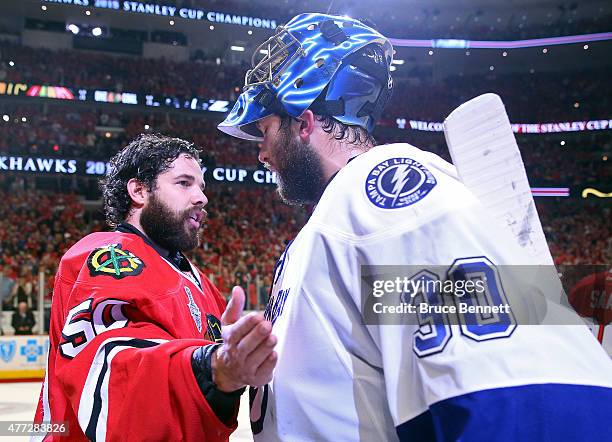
left=100, top=133, right=201, bottom=228
left=278, top=115, right=376, bottom=148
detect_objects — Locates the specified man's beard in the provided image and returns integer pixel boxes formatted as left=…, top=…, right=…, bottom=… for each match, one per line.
left=140, top=192, right=201, bottom=252
left=272, top=123, right=326, bottom=206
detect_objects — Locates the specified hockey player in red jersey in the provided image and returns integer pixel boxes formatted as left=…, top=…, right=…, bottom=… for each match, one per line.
left=569, top=268, right=612, bottom=343
left=33, top=134, right=277, bottom=441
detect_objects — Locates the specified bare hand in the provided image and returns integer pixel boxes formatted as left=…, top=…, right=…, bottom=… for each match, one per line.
left=212, top=286, right=277, bottom=391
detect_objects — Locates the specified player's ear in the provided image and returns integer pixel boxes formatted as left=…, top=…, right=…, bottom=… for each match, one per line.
left=297, top=110, right=316, bottom=141
left=127, top=178, right=147, bottom=208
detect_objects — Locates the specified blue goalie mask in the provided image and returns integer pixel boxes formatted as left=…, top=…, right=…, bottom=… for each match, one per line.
left=217, top=13, right=394, bottom=141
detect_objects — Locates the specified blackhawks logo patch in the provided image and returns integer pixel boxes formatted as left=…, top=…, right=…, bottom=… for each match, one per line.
left=87, top=244, right=145, bottom=279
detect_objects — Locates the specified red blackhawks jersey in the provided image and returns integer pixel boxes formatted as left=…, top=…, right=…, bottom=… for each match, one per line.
left=33, top=229, right=233, bottom=441
left=568, top=269, right=612, bottom=326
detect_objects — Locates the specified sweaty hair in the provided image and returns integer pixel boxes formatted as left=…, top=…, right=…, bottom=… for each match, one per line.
left=278, top=115, right=376, bottom=148
left=314, top=115, right=377, bottom=148
left=100, top=133, right=201, bottom=228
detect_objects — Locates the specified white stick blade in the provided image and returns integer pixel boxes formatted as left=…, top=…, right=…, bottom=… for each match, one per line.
left=444, top=93, right=554, bottom=265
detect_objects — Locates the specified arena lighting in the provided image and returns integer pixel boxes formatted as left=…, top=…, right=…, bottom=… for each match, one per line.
left=21, top=117, right=27, bottom=123
left=390, top=66, right=397, bottom=72
left=91, top=27, right=103, bottom=37
left=259, top=49, right=268, bottom=55
left=8, top=61, right=14, bottom=67
left=2, top=115, right=9, bottom=122
left=230, top=45, right=245, bottom=52
left=67, top=24, right=80, bottom=35
left=433, top=39, right=468, bottom=48
left=389, top=31, right=612, bottom=49
left=531, top=187, right=570, bottom=197
left=392, top=59, right=405, bottom=65
left=41, top=5, right=47, bottom=10
left=582, top=187, right=612, bottom=198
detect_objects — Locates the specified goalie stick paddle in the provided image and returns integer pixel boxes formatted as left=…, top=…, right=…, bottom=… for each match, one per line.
left=443, top=93, right=555, bottom=266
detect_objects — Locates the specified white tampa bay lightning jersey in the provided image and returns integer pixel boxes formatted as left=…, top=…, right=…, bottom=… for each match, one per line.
left=250, top=143, right=612, bottom=441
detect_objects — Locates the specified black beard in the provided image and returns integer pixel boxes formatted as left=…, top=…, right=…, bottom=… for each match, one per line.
left=140, top=192, right=200, bottom=252
left=273, top=124, right=326, bottom=206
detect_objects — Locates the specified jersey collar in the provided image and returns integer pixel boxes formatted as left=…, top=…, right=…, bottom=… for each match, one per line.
left=116, top=222, right=191, bottom=273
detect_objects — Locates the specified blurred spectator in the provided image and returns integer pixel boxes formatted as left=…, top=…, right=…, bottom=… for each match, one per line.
left=1, top=41, right=610, bottom=122
left=1, top=101, right=608, bottom=189
left=0, top=36, right=609, bottom=308
left=0, top=268, right=15, bottom=309
left=12, top=301, right=35, bottom=335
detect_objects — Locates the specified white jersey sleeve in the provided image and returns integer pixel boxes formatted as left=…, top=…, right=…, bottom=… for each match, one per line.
left=253, top=143, right=612, bottom=442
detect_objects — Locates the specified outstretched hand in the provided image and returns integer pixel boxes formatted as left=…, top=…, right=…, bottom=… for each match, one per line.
left=212, top=286, right=277, bottom=392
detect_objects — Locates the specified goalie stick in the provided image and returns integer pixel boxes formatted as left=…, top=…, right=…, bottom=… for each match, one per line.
left=442, top=94, right=606, bottom=330
left=443, top=93, right=555, bottom=266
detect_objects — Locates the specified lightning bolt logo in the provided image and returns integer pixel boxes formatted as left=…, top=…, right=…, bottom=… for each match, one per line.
left=366, top=158, right=436, bottom=209
left=390, top=165, right=411, bottom=205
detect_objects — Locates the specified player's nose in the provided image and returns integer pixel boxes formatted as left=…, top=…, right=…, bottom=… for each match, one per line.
left=258, top=142, right=269, bottom=165
left=192, top=186, right=208, bottom=207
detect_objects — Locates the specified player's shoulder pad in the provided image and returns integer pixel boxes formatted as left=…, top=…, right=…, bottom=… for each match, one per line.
left=312, top=143, right=477, bottom=237
left=59, top=231, right=153, bottom=284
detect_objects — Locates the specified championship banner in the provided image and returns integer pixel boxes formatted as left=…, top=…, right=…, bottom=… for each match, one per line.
left=0, top=335, right=49, bottom=380
left=0, top=155, right=590, bottom=198
left=395, top=118, right=612, bottom=133
left=0, top=155, right=278, bottom=184
left=40, top=0, right=278, bottom=29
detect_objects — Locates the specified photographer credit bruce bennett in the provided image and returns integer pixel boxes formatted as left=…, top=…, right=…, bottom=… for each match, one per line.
left=370, top=276, right=511, bottom=315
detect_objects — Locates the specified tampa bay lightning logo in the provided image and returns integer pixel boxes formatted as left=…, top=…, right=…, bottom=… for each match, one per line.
left=365, top=158, right=436, bottom=209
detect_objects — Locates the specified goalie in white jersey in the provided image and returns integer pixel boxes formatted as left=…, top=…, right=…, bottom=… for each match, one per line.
left=218, top=13, right=612, bottom=441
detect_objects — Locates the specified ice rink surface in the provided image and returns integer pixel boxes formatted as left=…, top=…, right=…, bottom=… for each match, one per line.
left=0, top=381, right=253, bottom=441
